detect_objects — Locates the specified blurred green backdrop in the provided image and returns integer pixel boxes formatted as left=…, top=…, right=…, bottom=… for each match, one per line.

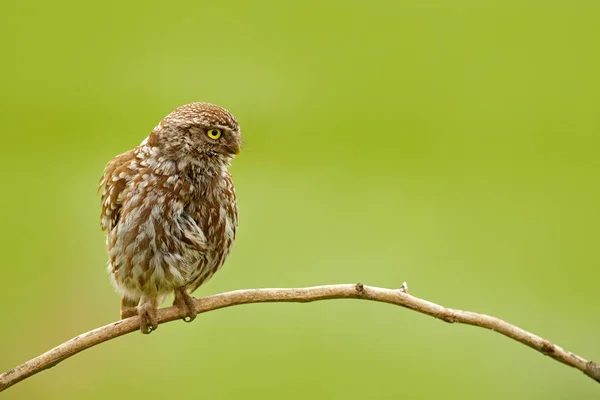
left=1, top=0, right=599, bottom=398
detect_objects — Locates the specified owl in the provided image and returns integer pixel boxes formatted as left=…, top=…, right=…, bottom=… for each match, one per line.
left=99, top=103, right=241, bottom=333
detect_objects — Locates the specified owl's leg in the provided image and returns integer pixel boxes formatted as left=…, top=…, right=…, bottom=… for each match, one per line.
left=120, top=296, right=138, bottom=319
left=173, top=288, right=197, bottom=322
left=137, top=294, right=159, bottom=334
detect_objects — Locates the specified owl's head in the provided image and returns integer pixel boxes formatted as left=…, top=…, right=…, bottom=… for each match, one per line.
left=149, top=102, right=241, bottom=162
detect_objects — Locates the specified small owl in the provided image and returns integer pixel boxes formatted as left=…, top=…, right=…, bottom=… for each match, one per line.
left=99, top=103, right=241, bottom=333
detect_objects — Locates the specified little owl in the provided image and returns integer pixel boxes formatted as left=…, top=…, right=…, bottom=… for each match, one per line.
left=99, top=103, right=241, bottom=333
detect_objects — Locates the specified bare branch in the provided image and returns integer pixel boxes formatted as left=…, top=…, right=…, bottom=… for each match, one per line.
left=1, top=283, right=598, bottom=391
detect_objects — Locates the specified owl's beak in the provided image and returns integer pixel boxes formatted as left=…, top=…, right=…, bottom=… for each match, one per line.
left=225, top=142, right=241, bottom=157
left=231, top=140, right=241, bottom=156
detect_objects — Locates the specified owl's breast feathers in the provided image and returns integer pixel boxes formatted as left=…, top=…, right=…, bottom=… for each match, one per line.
left=99, top=143, right=238, bottom=295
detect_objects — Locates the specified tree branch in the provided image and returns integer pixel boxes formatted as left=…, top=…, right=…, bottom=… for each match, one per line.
left=1, top=283, right=598, bottom=391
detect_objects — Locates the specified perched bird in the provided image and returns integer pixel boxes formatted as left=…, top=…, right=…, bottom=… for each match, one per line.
left=99, top=103, right=241, bottom=333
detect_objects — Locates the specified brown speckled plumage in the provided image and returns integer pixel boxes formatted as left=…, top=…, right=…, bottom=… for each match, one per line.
left=99, top=103, right=241, bottom=333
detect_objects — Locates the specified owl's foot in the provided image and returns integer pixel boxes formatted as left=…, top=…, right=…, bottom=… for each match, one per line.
left=138, top=302, right=158, bottom=334
left=120, top=296, right=156, bottom=333
left=173, top=289, right=197, bottom=323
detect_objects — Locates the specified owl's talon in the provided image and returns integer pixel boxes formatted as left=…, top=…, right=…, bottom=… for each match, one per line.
left=138, top=302, right=158, bottom=334
left=174, top=289, right=197, bottom=323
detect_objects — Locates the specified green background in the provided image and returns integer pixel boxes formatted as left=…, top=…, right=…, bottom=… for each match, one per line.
left=1, top=0, right=599, bottom=398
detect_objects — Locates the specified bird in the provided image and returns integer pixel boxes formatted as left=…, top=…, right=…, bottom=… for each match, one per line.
left=99, top=102, right=241, bottom=334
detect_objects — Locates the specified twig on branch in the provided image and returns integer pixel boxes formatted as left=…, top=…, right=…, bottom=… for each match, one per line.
left=1, top=283, right=598, bottom=392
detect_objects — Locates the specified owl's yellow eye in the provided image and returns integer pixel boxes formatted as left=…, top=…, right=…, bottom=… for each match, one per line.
left=207, top=128, right=222, bottom=140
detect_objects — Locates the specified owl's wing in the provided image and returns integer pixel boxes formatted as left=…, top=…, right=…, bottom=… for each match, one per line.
left=99, top=151, right=136, bottom=232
